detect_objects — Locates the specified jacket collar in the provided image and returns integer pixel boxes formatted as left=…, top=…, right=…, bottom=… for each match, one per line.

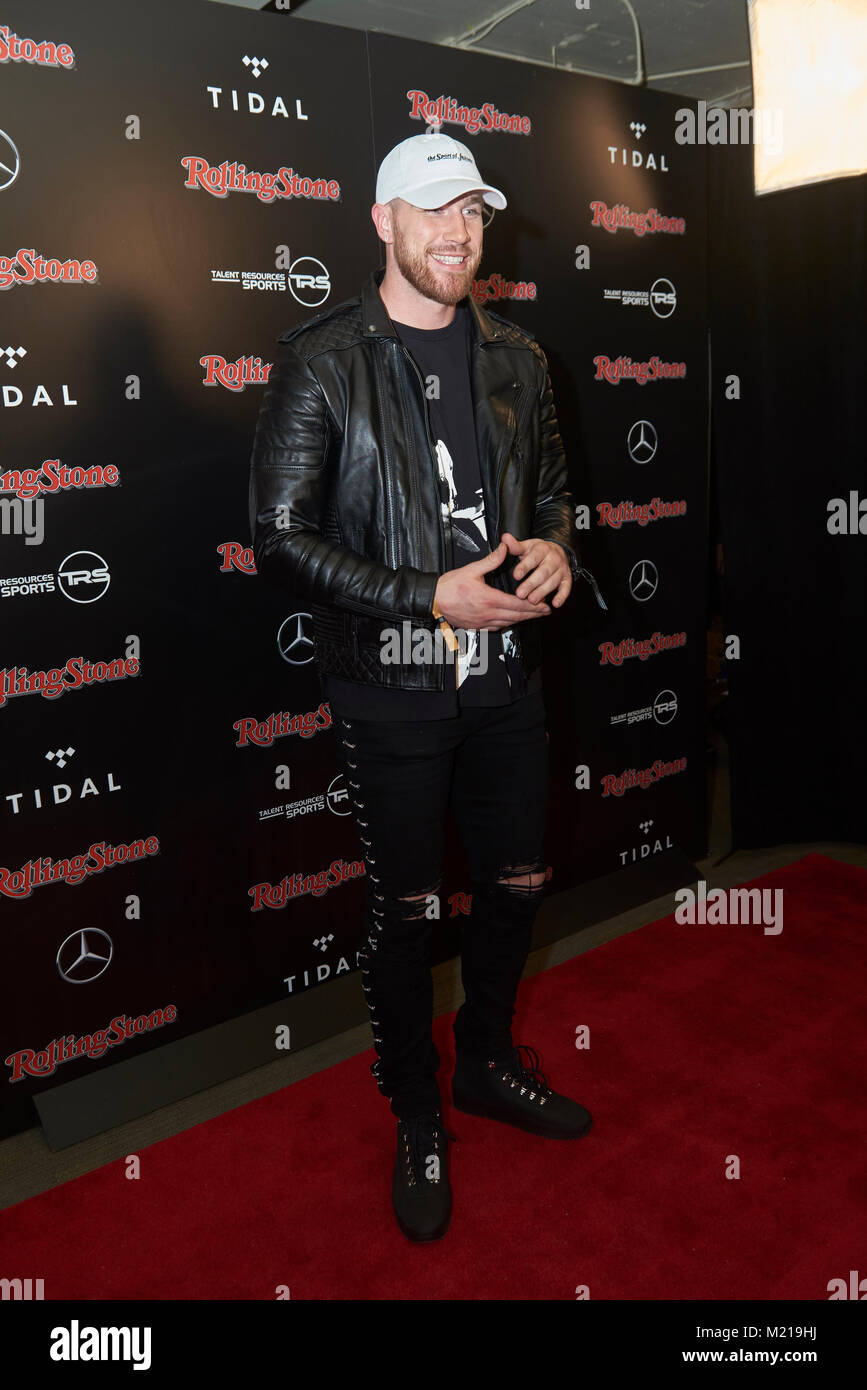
left=361, top=265, right=504, bottom=345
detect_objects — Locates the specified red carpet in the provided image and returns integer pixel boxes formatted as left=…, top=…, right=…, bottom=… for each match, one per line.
left=1, top=852, right=865, bottom=1300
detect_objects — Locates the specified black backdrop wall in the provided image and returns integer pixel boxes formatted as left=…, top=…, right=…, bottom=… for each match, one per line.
left=1, top=0, right=708, bottom=1129
left=708, top=146, right=867, bottom=847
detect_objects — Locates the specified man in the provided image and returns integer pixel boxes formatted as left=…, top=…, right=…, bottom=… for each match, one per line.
left=248, top=132, right=604, bottom=1244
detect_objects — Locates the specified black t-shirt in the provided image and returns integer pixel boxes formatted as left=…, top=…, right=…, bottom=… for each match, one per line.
left=322, top=301, right=540, bottom=721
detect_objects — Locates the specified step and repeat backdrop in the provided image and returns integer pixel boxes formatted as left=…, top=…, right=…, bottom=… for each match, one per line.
left=1, top=0, right=708, bottom=1116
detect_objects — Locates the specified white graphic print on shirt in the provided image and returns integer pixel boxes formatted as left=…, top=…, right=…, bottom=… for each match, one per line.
left=435, top=438, right=513, bottom=688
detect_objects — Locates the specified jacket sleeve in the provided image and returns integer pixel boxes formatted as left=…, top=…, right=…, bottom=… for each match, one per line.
left=527, top=345, right=583, bottom=575
left=248, top=340, right=440, bottom=622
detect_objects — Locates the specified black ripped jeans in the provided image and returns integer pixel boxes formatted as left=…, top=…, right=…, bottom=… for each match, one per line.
left=332, top=689, right=549, bottom=1120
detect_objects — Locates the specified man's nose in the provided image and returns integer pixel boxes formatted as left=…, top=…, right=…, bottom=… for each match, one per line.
left=441, top=208, right=472, bottom=242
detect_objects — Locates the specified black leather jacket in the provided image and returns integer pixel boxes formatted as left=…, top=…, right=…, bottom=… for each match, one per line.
left=248, top=266, right=602, bottom=691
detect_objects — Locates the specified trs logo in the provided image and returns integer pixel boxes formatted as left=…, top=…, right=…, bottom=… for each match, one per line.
left=57, top=551, right=110, bottom=603
left=286, top=254, right=330, bottom=307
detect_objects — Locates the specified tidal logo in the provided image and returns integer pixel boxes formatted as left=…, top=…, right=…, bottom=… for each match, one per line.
left=608, top=120, right=669, bottom=173
left=619, top=819, right=673, bottom=866
left=206, top=53, right=309, bottom=120
left=1, top=381, right=77, bottom=408
left=5, top=746, right=121, bottom=816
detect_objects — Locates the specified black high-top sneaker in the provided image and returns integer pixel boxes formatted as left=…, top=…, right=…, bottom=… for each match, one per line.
left=452, top=1043, right=593, bottom=1140
left=392, top=1111, right=455, bottom=1242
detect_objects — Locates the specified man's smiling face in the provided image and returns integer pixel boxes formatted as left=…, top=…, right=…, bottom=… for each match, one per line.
left=390, top=191, right=485, bottom=306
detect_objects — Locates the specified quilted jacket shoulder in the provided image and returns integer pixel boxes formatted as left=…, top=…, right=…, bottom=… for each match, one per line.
left=276, top=297, right=365, bottom=360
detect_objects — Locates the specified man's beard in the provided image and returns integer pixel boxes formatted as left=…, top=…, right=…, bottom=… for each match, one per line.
left=392, top=219, right=480, bottom=306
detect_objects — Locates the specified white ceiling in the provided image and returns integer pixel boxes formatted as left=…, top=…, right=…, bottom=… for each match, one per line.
left=207, top=0, right=755, bottom=106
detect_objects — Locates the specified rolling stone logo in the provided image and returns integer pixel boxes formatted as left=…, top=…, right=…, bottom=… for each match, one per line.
left=234, top=701, right=333, bottom=748
left=0, top=653, right=140, bottom=708
left=600, top=757, right=687, bottom=797
left=471, top=274, right=536, bottom=306
left=201, top=355, right=272, bottom=391
left=181, top=157, right=340, bottom=205
left=1, top=461, right=119, bottom=499
left=217, top=541, right=256, bottom=573
left=0, top=835, right=160, bottom=899
left=0, top=249, right=97, bottom=291
left=5, top=1006, right=178, bottom=1084
left=249, top=857, right=365, bottom=911
left=596, top=498, right=687, bottom=527
left=589, top=201, right=686, bottom=237
left=598, top=631, right=687, bottom=666
left=0, top=26, right=74, bottom=69
left=407, top=89, right=531, bottom=136
left=593, top=356, right=686, bottom=385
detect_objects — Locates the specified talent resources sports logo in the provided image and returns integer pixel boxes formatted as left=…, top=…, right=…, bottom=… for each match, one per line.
left=471, top=273, right=536, bottom=306
left=0, top=836, right=160, bottom=900
left=0, top=249, right=97, bottom=291
left=234, top=701, right=333, bottom=748
left=407, top=89, right=531, bottom=136
left=590, top=201, right=686, bottom=237
left=594, top=356, right=686, bottom=385
left=611, top=689, right=678, bottom=729
left=603, top=278, right=677, bottom=318
left=181, top=157, right=340, bottom=205
left=200, top=354, right=272, bottom=391
left=0, top=26, right=74, bottom=68
left=599, top=631, right=687, bottom=666
left=601, top=757, right=687, bottom=797
left=5, top=1005, right=177, bottom=1084
left=249, top=857, right=365, bottom=911
left=1, top=551, right=111, bottom=602
left=211, top=255, right=331, bottom=306
left=596, top=498, right=687, bottom=527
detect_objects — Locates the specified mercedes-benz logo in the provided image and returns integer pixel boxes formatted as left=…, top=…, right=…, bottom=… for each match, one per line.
left=653, top=689, right=678, bottom=725
left=326, top=773, right=351, bottom=815
left=0, top=129, right=20, bottom=191
left=627, top=419, right=658, bottom=464
left=629, top=559, right=658, bottom=602
left=56, top=928, right=113, bottom=984
left=277, top=612, right=314, bottom=664
left=650, top=277, right=677, bottom=319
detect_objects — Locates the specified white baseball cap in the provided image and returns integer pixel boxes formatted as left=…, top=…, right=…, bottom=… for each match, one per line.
left=376, top=132, right=507, bottom=210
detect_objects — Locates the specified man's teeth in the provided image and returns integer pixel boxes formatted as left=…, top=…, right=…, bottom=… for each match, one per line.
left=431, top=254, right=465, bottom=264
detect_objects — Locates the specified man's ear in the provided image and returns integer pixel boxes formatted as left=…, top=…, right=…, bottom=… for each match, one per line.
left=371, top=201, right=394, bottom=245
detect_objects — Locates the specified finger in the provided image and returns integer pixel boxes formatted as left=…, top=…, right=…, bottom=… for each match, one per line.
left=512, top=543, right=546, bottom=581
left=471, top=541, right=507, bottom=573
left=499, top=531, right=526, bottom=555
left=522, top=566, right=561, bottom=604
left=515, top=555, right=555, bottom=597
left=550, top=575, right=572, bottom=608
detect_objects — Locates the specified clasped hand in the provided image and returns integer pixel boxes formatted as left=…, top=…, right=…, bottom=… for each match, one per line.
left=432, top=532, right=572, bottom=631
